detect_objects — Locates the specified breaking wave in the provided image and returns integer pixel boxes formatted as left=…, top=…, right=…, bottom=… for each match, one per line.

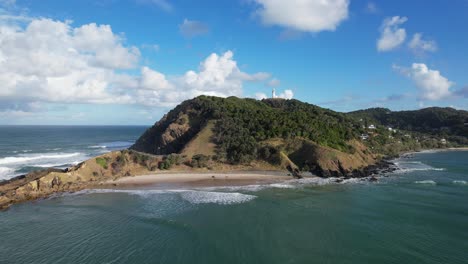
left=453, top=180, right=467, bottom=185
left=415, top=180, right=437, bottom=185
left=75, top=189, right=257, bottom=205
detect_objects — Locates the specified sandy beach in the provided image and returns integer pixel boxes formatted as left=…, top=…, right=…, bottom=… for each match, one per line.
left=102, top=171, right=293, bottom=188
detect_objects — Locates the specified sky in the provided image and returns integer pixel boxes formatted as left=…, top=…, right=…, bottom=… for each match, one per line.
left=0, top=0, right=467, bottom=125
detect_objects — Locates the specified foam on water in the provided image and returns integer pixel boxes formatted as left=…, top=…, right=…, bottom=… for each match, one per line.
left=0, top=152, right=82, bottom=165
left=453, top=180, right=467, bottom=185
left=0, top=152, right=88, bottom=180
left=180, top=191, right=256, bottom=205
left=0, top=167, right=14, bottom=180
left=75, top=189, right=257, bottom=205
left=393, top=159, right=445, bottom=174
left=415, top=180, right=437, bottom=185
left=88, top=141, right=134, bottom=150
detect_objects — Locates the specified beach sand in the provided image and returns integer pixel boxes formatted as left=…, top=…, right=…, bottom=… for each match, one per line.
left=102, top=171, right=293, bottom=189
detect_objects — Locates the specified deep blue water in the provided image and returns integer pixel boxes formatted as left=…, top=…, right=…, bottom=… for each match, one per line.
left=0, top=150, right=467, bottom=264
left=0, top=126, right=147, bottom=180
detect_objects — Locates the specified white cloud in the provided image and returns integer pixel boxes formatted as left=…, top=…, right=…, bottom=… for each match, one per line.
left=133, top=51, right=270, bottom=106
left=267, top=78, right=280, bottom=87
left=0, top=17, right=274, bottom=110
left=394, top=63, right=454, bottom=100
left=0, top=18, right=139, bottom=105
left=377, top=16, right=407, bottom=52
left=255, top=92, right=268, bottom=100
left=252, top=0, right=349, bottom=33
left=408, top=33, right=437, bottom=53
left=278, top=89, right=294, bottom=99
left=179, top=19, right=209, bottom=38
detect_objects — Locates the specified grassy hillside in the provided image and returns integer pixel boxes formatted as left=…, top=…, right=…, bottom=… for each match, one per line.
left=131, top=96, right=363, bottom=162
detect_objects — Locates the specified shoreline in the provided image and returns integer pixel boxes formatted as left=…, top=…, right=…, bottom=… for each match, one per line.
left=400, top=147, right=468, bottom=157
left=99, top=171, right=293, bottom=189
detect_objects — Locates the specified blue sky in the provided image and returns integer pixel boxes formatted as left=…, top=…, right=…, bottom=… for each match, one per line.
left=0, top=0, right=467, bottom=125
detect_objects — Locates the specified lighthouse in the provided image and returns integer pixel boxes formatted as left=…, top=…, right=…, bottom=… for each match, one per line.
left=272, top=88, right=276, bottom=99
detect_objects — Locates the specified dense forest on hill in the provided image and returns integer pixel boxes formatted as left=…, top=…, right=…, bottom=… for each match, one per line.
left=348, top=107, right=468, bottom=146
left=132, top=96, right=363, bottom=163
left=132, top=96, right=468, bottom=165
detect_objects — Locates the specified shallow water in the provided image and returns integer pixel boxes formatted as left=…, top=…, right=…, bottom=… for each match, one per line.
left=1, top=150, right=467, bottom=263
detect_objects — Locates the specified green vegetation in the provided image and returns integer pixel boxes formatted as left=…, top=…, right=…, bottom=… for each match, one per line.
left=132, top=96, right=360, bottom=164
left=190, top=154, right=210, bottom=168
left=132, top=96, right=467, bottom=165
left=95, top=157, right=109, bottom=169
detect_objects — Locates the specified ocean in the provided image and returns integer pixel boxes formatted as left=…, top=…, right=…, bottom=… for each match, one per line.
left=0, top=127, right=467, bottom=264
left=0, top=126, right=148, bottom=180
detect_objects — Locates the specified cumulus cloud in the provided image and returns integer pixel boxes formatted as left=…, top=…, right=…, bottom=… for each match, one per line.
left=394, top=63, right=454, bottom=100
left=252, top=0, right=349, bottom=33
left=278, top=89, right=294, bottom=99
left=255, top=92, right=268, bottom=100
left=137, top=51, right=253, bottom=106
left=377, top=16, right=407, bottom=52
left=408, top=33, right=437, bottom=54
left=0, top=18, right=139, bottom=105
left=0, top=17, right=272, bottom=110
left=179, top=19, right=209, bottom=38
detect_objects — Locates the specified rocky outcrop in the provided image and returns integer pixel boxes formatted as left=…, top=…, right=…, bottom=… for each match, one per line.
left=0, top=150, right=163, bottom=210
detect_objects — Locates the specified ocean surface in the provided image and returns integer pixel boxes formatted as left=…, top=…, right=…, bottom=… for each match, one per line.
left=0, top=127, right=467, bottom=264
left=0, top=125, right=148, bottom=180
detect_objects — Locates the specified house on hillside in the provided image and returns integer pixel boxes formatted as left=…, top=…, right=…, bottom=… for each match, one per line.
left=368, top=124, right=376, bottom=129
left=360, top=134, right=369, bottom=140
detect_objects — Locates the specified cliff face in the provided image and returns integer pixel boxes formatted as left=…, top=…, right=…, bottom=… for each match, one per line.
left=130, top=99, right=210, bottom=155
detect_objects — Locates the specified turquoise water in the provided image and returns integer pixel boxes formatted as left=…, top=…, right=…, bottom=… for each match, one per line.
left=1, top=150, right=467, bottom=263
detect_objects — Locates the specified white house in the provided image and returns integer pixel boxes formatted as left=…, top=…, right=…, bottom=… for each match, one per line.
left=368, top=124, right=376, bottom=129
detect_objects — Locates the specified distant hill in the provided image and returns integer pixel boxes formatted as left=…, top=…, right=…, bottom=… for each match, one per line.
left=348, top=107, right=468, bottom=146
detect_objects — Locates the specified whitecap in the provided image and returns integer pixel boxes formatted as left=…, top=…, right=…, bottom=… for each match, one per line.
left=0, top=167, right=14, bottom=180
left=0, top=152, right=82, bottom=165
left=415, top=180, right=437, bottom=185
left=269, top=183, right=296, bottom=189
left=180, top=191, right=256, bottom=205
left=453, top=180, right=467, bottom=185
left=88, top=145, right=107, bottom=149
left=75, top=189, right=256, bottom=205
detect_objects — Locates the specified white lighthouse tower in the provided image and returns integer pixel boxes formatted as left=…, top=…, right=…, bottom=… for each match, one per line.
left=272, top=88, right=276, bottom=99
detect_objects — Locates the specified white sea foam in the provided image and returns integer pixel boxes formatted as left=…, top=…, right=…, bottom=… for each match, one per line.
left=88, top=145, right=107, bottom=149
left=453, top=180, right=467, bottom=185
left=76, top=189, right=257, bottom=205
left=180, top=191, right=256, bottom=205
left=395, top=167, right=445, bottom=174
left=415, top=180, right=437, bottom=185
left=0, top=152, right=82, bottom=165
left=0, top=167, right=14, bottom=180
left=269, top=183, right=296, bottom=189
left=393, top=159, right=445, bottom=174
